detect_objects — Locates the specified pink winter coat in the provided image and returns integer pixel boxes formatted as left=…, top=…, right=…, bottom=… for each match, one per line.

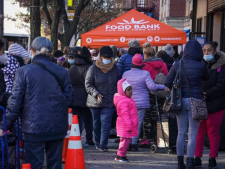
left=114, top=79, right=139, bottom=138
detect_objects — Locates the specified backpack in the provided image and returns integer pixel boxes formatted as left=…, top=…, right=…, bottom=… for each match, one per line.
left=150, top=67, right=167, bottom=98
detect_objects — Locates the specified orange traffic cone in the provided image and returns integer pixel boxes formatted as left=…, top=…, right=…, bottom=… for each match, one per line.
left=22, top=164, right=31, bottom=169
left=64, top=115, right=85, bottom=169
left=62, top=108, right=73, bottom=162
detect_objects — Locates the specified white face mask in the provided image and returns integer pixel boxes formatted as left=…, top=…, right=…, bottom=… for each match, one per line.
left=0, top=53, right=9, bottom=65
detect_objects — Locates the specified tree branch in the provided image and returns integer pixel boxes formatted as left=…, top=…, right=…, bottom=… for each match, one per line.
left=42, top=0, right=52, bottom=28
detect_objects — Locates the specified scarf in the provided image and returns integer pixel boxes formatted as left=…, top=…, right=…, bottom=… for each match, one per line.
left=96, top=56, right=114, bottom=73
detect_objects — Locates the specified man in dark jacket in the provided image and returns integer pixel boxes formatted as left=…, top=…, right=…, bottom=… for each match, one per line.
left=62, top=48, right=78, bottom=70
left=0, top=37, right=73, bottom=169
left=68, top=47, right=94, bottom=147
left=117, top=39, right=143, bottom=78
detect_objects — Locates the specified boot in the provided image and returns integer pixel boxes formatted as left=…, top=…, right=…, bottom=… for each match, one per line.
left=186, top=157, right=195, bottom=169
left=208, top=158, right=218, bottom=169
left=177, top=156, right=186, bottom=169
left=130, top=144, right=138, bottom=151
left=194, top=157, right=202, bottom=168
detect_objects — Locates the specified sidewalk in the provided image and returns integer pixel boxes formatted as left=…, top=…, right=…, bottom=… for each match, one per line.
left=83, top=138, right=225, bottom=169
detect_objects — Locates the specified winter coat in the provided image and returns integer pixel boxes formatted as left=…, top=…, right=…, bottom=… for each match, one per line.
left=69, top=56, right=92, bottom=108
left=164, top=40, right=209, bottom=99
left=203, top=51, right=225, bottom=113
left=2, top=55, right=20, bottom=93
left=117, top=48, right=143, bottom=78
left=114, top=79, right=138, bottom=138
left=0, top=54, right=73, bottom=142
left=122, top=68, right=166, bottom=109
left=0, top=63, right=6, bottom=107
left=143, top=56, right=168, bottom=80
left=85, top=63, right=118, bottom=108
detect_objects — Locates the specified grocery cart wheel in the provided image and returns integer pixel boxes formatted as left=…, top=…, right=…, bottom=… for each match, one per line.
left=150, top=144, right=157, bottom=153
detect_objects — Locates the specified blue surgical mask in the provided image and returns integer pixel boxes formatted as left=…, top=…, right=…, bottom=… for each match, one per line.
left=102, top=59, right=111, bottom=65
left=203, top=54, right=214, bottom=62
left=68, top=59, right=75, bottom=65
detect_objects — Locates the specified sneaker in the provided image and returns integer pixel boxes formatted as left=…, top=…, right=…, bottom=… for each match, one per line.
left=115, top=155, right=120, bottom=161
left=95, top=144, right=101, bottom=150
left=101, top=147, right=108, bottom=152
left=194, top=157, right=202, bottom=168
left=208, top=158, right=218, bottom=169
left=85, top=141, right=95, bottom=147
left=119, top=156, right=129, bottom=162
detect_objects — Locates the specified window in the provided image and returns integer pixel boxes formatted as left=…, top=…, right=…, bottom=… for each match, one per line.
left=197, top=18, right=202, bottom=37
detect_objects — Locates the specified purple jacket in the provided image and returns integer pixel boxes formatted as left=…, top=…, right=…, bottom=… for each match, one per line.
left=122, top=68, right=166, bottom=109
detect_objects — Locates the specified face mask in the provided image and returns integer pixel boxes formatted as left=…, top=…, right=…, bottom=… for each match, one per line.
left=203, top=54, right=214, bottom=62
left=0, top=53, right=9, bottom=65
left=68, top=59, right=75, bottom=65
left=94, top=57, right=98, bottom=60
left=102, top=59, right=111, bottom=65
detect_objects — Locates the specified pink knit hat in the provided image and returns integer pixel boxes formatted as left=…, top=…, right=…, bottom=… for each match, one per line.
left=132, top=54, right=144, bottom=66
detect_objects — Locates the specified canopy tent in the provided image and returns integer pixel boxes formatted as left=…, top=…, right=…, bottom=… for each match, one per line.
left=81, top=9, right=186, bottom=48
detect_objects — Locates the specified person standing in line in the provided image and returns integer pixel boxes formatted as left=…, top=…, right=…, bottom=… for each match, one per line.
left=53, top=50, right=64, bottom=64
left=0, top=37, right=73, bottom=169
left=156, top=50, right=174, bottom=71
left=85, top=46, right=118, bottom=152
left=114, top=79, right=138, bottom=162
left=69, top=46, right=95, bottom=147
left=194, top=42, right=225, bottom=169
left=117, top=39, right=143, bottom=79
left=164, top=40, right=209, bottom=169
left=122, top=54, right=168, bottom=151
left=62, top=48, right=78, bottom=70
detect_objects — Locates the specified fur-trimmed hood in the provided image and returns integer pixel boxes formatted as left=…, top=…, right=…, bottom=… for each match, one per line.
left=211, top=51, right=225, bottom=70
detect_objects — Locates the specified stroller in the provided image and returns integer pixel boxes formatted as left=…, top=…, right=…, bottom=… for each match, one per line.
left=148, top=93, right=178, bottom=154
left=0, top=106, right=21, bottom=169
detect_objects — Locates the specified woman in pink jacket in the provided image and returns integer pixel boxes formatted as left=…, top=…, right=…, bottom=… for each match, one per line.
left=114, top=79, right=139, bottom=162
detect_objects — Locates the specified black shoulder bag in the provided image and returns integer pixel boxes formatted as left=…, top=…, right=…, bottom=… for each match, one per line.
left=181, top=60, right=208, bottom=120
left=163, top=61, right=182, bottom=114
left=33, top=62, right=63, bottom=91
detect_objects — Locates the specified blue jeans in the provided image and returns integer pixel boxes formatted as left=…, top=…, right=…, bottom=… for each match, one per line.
left=90, top=108, right=114, bottom=148
left=131, top=109, right=146, bottom=144
left=176, top=98, right=200, bottom=157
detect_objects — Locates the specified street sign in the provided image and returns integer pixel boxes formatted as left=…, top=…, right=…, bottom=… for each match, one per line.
left=67, top=10, right=75, bottom=21
left=68, top=0, right=73, bottom=7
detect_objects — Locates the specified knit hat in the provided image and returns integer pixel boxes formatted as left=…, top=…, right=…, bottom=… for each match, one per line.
left=132, top=54, right=144, bottom=66
left=81, top=46, right=91, bottom=58
left=163, top=44, right=174, bottom=57
left=100, top=46, right=113, bottom=58
left=57, top=57, right=66, bottom=62
left=8, top=43, right=29, bottom=60
left=67, top=48, right=78, bottom=58
left=128, top=39, right=140, bottom=48
left=31, top=36, right=52, bottom=53
left=122, top=80, right=132, bottom=92
left=53, top=50, right=63, bottom=58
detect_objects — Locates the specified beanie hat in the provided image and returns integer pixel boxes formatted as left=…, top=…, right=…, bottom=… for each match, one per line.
left=100, top=46, right=113, bottom=58
left=132, top=54, right=144, bottom=66
left=122, top=80, right=132, bottom=92
left=163, top=44, right=174, bottom=57
left=53, top=50, right=63, bottom=58
left=57, top=57, right=66, bottom=62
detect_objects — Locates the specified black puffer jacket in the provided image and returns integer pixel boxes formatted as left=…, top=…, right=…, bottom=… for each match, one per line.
left=0, top=54, right=73, bottom=141
left=165, top=40, right=209, bottom=99
left=85, top=63, right=118, bottom=108
left=203, top=51, right=225, bottom=113
left=69, top=56, right=92, bottom=107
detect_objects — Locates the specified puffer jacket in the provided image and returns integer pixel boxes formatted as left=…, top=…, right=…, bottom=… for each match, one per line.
left=143, top=56, right=168, bottom=80
left=85, top=63, right=118, bottom=108
left=69, top=56, right=92, bottom=108
left=122, top=68, right=166, bottom=109
left=114, top=79, right=138, bottom=138
left=203, top=51, right=225, bottom=113
left=117, top=47, right=143, bottom=78
left=164, top=40, right=209, bottom=99
left=0, top=54, right=73, bottom=142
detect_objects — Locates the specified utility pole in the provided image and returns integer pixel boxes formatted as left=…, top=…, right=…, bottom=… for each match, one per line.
left=0, top=0, right=4, bottom=39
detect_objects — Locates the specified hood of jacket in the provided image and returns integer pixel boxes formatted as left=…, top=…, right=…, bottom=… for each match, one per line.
left=8, top=43, right=29, bottom=60
left=74, top=55, right=92, bottom=66
left=160, top=53, right=174, bottom=64
left=210, top=51, right=225, bottom=70
left=128, top=47, right=143, bottom=56
left=144, top=56, right=163, bottom=69
left=183, top=40, right=203, bottom=61
left=114, top=79, right=128, bottom=106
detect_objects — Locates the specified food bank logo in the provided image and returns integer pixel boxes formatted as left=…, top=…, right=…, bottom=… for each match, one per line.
left=106, top=17, right=160, bottom=31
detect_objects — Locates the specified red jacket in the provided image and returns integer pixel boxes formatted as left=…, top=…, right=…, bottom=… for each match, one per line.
left=143, top=57, right=168, bottom=80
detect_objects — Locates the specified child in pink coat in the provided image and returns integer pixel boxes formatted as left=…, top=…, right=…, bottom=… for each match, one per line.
left=114, top=79, right=139, bottom=162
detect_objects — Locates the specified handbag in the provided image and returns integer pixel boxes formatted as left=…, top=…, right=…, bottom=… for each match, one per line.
left=163, top=61, right=182, bottom=114
left=181, top=60, right=208, bottom=120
